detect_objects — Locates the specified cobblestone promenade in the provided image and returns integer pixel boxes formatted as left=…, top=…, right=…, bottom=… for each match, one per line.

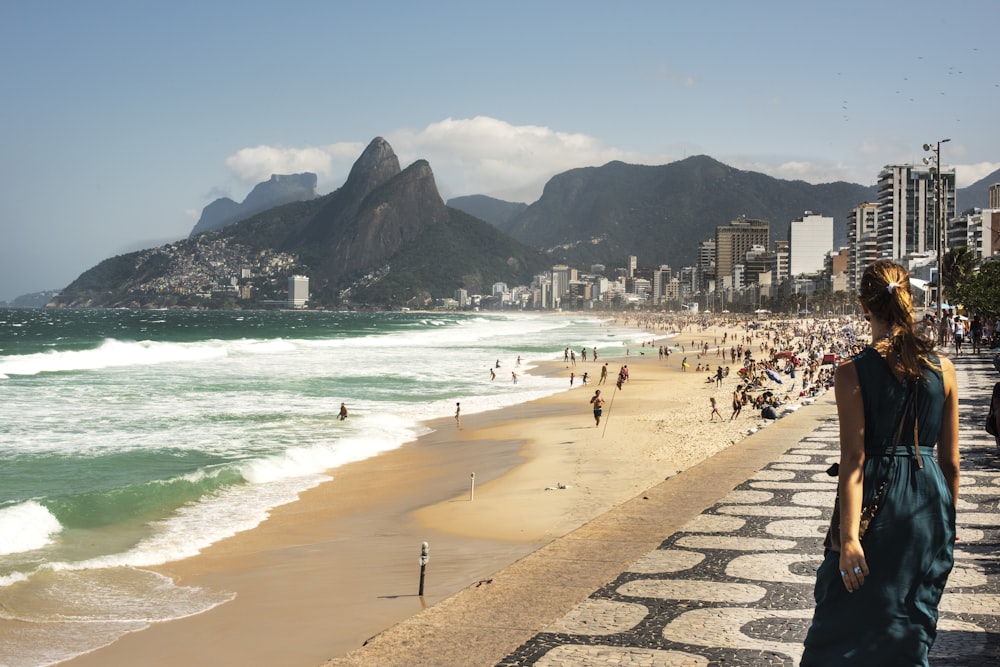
left=498, top=355, right=1000, bottom=667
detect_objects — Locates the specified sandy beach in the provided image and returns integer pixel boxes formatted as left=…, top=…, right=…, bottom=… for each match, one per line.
left=63, top=322, right=831, bottom=667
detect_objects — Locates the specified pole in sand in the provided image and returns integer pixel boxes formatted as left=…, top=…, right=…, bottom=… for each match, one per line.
left=469, top=472, right=476, bottom=501
left=601, top=383, right=619, bottom=438
left=418, top=541, right=429, bottom=596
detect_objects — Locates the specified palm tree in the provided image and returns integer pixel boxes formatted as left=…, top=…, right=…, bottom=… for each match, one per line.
left=941, top=246, right=980, bottom=304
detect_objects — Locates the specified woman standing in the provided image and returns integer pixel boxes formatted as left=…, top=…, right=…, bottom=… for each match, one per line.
left=802, top=260, right=960, bottom=666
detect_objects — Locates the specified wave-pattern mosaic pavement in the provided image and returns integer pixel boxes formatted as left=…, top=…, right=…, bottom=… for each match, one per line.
left=499, top=357, right=1000, bottom=666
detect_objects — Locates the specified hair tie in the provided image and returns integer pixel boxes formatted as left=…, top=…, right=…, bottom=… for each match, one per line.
left=886, top=281, right=899, bottom=294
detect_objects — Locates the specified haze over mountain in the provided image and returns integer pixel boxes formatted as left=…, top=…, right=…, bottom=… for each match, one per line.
left=189, top=173, right=318, bottom=237
left=446, top=195, right=528, bottom=229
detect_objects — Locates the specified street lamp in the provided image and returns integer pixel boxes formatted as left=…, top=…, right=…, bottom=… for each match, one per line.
left=923, top=139, right=950, bottom=328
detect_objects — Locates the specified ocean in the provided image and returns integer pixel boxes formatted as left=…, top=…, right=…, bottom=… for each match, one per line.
left=0, top=308, right=641, bottom=666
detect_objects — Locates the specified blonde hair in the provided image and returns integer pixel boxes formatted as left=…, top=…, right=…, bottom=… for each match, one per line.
left=858, top=260, right=937, bottom=380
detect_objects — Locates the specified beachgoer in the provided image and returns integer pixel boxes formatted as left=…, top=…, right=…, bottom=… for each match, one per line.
left=716, top=366, right=724, bottom=387
left=490, top=367, right=495, bottom=381
left=338, top=402, right=348, bottom=420
left=730, top=385, right=743, bottom=420
left=570, top=372, right=575, bottom=387
left=582, top=372, right=588, bottom=385
left=802, top=259, right=959, bottom=666
left=511, top=371, right=518, bottom=384
left=599, top=362, right=608, bottom=385
left=710, top=396, right=722, bottom=422
left=454, top=402, right=461, bottom=429
left=590, top=389, right=605, bottom=426
left=970, top=315, right=983, bottom=354
left=681, top=357, right=689, bottom=372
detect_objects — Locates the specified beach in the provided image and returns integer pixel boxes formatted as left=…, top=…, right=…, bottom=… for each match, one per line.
left=61, top=322, right=832, bottom=667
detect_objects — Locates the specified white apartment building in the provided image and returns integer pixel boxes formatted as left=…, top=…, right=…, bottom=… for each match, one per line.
left=789, top=211, right=833, bottom=276
left=287, top=275, right=309, bottom=308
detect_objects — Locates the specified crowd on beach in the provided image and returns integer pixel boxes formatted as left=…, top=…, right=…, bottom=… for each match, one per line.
left=636, top=314, right=864, bottom=419
left=554, top=309, right=1000, bottom=432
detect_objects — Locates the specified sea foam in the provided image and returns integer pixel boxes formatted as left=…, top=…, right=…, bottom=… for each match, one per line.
left=0, top=338, right=228, bottom=377
left=0, top=501, right=62, bottom=556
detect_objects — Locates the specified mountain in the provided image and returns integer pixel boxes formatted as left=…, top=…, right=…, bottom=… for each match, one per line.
left=189, top=172, right=318, bottom=237
left=52, top=142, right=993, bottom=310
left=447, top=195, right=528, bottom=231
left=53, top=138, right=550, bottom=308
left=499, top=155, right=876, bottom=271
left=957, top=167, right=1000, bottom=213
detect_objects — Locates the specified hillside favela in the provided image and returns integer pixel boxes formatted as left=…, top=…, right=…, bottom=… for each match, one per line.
left=28, top=137, right=1000, bottom=321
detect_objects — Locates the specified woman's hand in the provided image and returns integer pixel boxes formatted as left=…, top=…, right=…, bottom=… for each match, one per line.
left=839, top=540, right=869, bottom=592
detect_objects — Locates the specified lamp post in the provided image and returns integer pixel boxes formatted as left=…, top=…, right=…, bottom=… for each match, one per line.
left=923, top=139, right=950, bottom=327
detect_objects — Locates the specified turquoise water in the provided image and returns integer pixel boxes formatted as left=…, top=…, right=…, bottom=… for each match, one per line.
left=0, top=308, right=640, bottom=666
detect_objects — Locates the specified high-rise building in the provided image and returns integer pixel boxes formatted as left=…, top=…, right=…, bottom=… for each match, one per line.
left=627, top=255, right=638, bottom=278
left=950, top=209, right=1000, bottom=259
left=989, top=183, right=1000, bottom=209
left=287, top=275, right=309, bottom=308
left=846, top=202, right=879, bottom=291
left=715, top=218, right=769, bottom=292
left=788, top=211, right=833, bottom=276
left=651, top=265, right=672, bottom=305
left=876, top=164, right=955, bottom=260
left=697, top=239, right=716, bottom=292
left=774, top=240, right=790, bottom=284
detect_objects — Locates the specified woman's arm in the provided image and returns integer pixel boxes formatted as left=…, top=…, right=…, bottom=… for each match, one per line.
left=937, top=357, right=960, bottom=506
left=834, top=359, right=869, bottom=591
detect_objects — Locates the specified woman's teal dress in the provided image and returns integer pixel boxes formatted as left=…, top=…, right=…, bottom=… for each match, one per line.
left=802, top=348, right=956, bottom=666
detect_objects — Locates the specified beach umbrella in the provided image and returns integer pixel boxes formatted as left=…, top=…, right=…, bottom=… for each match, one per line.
left=765, top=369, right=783, bottom=384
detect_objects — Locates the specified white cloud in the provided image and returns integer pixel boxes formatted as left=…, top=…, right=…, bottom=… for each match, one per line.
left=224, top=143, right=365, bottom=186
left=385, top=116, right=658, bottom=201
left=222, top=116, right=999, bottom=206
left=224, top=117, right=670, bottom=204
left=956, top=161, right=1000, bottom=188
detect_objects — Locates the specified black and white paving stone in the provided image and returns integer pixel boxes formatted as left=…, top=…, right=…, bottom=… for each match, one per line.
left=498, top=356, right=1000, bottom=666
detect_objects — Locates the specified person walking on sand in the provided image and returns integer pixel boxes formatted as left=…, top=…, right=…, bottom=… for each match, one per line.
left=599, top=362, right=608, bottom=385
left=338, top=402, right=348, bottom=420
left=710, top=396, right=723, bottom=422
left=454, top=402, right=462, bottom=429
left=801, top=259, right=959, bottom=666
left=590, top=389, right=605, bottom=427
left=570, top=372, right=575, bottom=387
left=730, top=385, right=743, bottom=420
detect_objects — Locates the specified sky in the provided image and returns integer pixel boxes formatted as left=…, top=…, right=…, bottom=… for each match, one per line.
left=2, top=0, right=999, bottom=302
